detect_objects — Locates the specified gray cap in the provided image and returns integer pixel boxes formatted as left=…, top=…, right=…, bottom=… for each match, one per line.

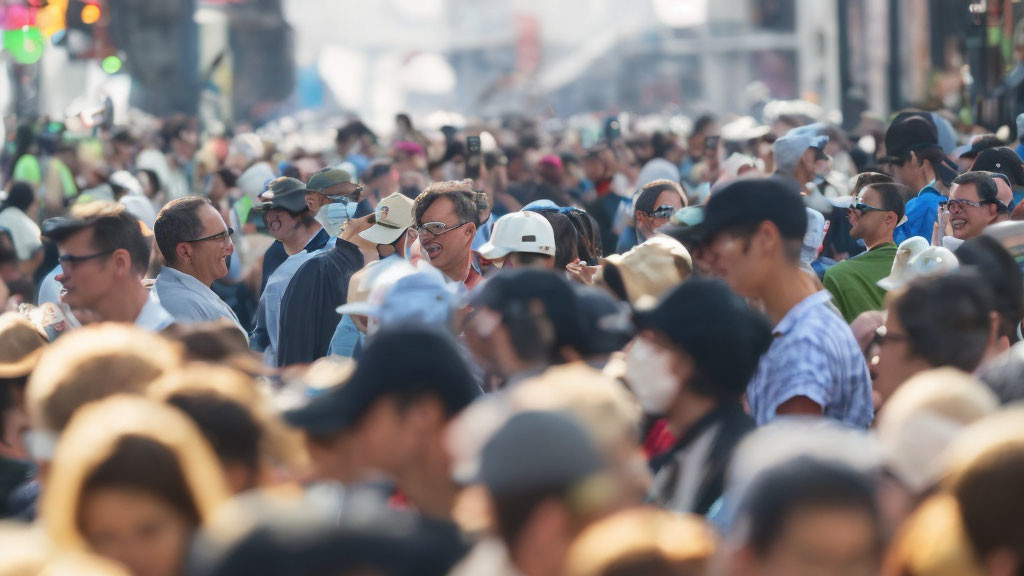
left=306, top=167, right=357, bottom=193
left=478, top=411, right=604, bottom=497
left=772, top=132, right=829, bottom=175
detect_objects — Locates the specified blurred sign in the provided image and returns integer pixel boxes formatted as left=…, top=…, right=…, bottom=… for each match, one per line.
left=515, top=13, right=539, bottom=75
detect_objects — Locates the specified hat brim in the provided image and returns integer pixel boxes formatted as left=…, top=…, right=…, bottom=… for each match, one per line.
left=0, top=346, right=45, bottom=379
left=282, top=389, right=362, bottom=434
left=359, top=224, right=407, bottom=246
left=336, top=301, right=378, bottom=317
left=477, top=242, right=512, bottom=260
left=877, top=276, right=900, bottom=291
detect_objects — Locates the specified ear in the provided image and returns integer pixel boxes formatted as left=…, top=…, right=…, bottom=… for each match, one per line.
left=304, top=194, right=319, bottom=212
left=989, top=310, right=1003, bottom=349
left=175, top=242, right=193, bottom=266
left=754, top=221, right=780, bottom=257
left=111, top=248, right=133, bottom=275
left=465, top=222, right=477, bottom=239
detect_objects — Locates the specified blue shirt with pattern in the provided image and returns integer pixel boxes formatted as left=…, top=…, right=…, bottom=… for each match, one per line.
left=747, top=291, right=874, bottom=428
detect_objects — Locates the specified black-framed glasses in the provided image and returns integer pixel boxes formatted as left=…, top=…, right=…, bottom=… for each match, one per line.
left=849, top=202, right=888, bottom=215
left=414, top=221, right=468, bottom=238
left=186, top=227, right=234, bottom=244
left=58, top=248, right=116, bottom=266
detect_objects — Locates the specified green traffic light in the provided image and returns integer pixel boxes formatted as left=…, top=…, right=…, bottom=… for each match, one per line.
left=4, top=27, right=45, bottom=64
left=102, top=55, right=122, bottom=74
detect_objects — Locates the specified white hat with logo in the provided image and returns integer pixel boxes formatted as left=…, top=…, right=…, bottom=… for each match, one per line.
left=360, top=193, right=416, bottom=245
left=478, top=211, right=556, bottom=260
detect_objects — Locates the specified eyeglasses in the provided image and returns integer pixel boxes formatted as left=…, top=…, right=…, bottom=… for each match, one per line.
left=186, top=227, right=234, bottom=244
left=866, top=324, right=910, bottom=368
left=58, top=248, right=116, bottom=267
left=944, top=198, right=996, bottom=212
left=414, top=221, right=469, bottom=238
left=849, top=202, right=888, bottom=215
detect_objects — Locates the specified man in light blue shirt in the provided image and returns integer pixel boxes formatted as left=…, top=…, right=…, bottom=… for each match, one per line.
left=152, top=196, right=244, bottom=335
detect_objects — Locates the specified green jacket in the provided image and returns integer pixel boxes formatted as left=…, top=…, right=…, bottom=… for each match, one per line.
left=823, top=242, right=897, bottom=323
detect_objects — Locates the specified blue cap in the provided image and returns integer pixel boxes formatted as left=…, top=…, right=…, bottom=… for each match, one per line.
left=522, top=199, right=560, bottom=211
left=772, top=133, right=829, bottom=175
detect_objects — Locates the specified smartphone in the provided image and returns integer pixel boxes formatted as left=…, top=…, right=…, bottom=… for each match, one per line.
left=466, top=135, right=482, bottom=180
left=705, top=135, right=720, bottom=150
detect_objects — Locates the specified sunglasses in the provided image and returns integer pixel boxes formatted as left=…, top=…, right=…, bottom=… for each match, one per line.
left=848, top=202, right=888, bottom=215
left=647, top=205, right=676, bottom=219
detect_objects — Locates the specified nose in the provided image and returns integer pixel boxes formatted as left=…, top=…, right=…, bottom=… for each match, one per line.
left=225, top=237, right=235, bottom=256
left=55, top=269, right=69, bottom=284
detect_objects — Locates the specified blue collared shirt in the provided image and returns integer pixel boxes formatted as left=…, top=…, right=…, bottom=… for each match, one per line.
left=747, top=291, right=874, bottom=428
left=251, top=249, right=319, bottom=366
left=154, top=267, right=245, bottom=337
left=894, top=184, right=945, bottom=244
left=135, top=294, right=176, bottom=332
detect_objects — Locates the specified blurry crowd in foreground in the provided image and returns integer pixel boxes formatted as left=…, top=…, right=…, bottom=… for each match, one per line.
left=1, top=99, right=1024, bottom=576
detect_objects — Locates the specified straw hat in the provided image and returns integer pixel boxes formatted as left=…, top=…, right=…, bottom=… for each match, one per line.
left=0, top=313, right=47, bottom=379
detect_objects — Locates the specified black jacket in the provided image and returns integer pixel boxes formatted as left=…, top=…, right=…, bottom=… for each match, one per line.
left=648, top=402, right=755, bottom=516
left=276, top=239, right=364, bottom=367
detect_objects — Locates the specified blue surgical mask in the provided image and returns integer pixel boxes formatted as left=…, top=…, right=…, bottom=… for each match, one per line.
left=315, top=199, right=358, bottom=237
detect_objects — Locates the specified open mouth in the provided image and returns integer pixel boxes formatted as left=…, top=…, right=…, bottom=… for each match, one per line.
left=425, top=242, right=442, bottom=259
left=268, top=220, right=282, bottom=232
left=950, top=218, right=967, bottom=231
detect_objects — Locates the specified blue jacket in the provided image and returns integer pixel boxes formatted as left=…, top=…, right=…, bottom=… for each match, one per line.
left=894, top=185, right=945, bottom=244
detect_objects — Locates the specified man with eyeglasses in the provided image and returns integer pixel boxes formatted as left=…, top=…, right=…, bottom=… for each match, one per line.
left=42, top=201, right=174, bottom=331
left=152, top=195, right=244, bottom=334
left=823, top=183, right=907, bottom=322
left=945, top=171, right=1010, bottom=242
left=411, top=180, right=482, bottom=288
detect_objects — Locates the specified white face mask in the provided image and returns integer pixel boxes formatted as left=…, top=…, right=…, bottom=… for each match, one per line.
left=624, top=338, right=679, bottom=415
left=315, top=201, right=357, bottom=237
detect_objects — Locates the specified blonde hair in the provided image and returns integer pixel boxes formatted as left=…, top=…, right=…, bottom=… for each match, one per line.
left=564, top=507, right=717, bottom=576
left=41, top=395, right=230, bottom=551
left=149, top=363, right=309, bottom=472
left=880, top=494, right=986, bottom=576
left=26, top=324, right=183, bottom=432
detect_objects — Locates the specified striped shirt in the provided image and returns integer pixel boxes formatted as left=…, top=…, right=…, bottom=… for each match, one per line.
left=747, top=290, right=874, bottom=428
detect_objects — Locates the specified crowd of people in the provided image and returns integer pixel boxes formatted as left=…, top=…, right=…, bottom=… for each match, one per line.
left=1, top=103, right=1024, bottom=576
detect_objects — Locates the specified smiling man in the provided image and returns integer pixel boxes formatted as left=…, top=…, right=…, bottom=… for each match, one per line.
left=823, top=183, right=906, bottom=323
left=153, top=195, right=244, bottom=334
left=258, top=177, right=328, bottom=293
left=412, top=180, right=482, bottom=288
left=947, top=171, right=1009, bottom=241
left=42, top=202, right=174, bottom=331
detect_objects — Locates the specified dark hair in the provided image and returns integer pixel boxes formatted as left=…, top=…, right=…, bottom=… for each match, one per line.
left=336, top=121, right=374, bottom=145
left=413, top=184, right=481, bottom=228
left=78, top=434, right=201, bottom=530
left=851, top=172, right=895, bottom=198
left=0, top=375, right=28, bottom=443
left=651, top=132, right=678, bottom=159
left=154, top=196, right=211, bottom=266
left=215, top=167, right=239, bottom=190
left=635, top=180, right=686, bottom=215
left=536, top=212, right=579, bottom=271
left=953, top=172, right=1005, bottom=212
left=507, top=252, right=553, bottom=267
left=364, top=160, right=392, bottom=182
left=565, top=209, right=603, bottom=262
left=491, top=487, right=568, bottom=551
left=863, top=182, right=907, bottom=222
left=2, top=181, right=35, bottom=213
left=740, top=458, right=880, bottom=557
left=164, top=320, right=251, bottom=365
left=952, top=440, right=1024, bottom=565
left=956, top=236, right=1024, bottom=344
left=137, top=168, right=162, bottom=195
left=48, top=202, right=151, bottom=277
left=727, top=220, right=803, bottom=265
left=164, top=392, right=262, bottom=477
left=894, top=273, right=994, bottom=372
left=692, top=114, right=717, bottom=136
left=0, top=228, right=15, bottom=265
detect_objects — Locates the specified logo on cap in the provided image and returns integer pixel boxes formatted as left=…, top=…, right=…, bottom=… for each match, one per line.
left=380, top=205, right=390, bottom=221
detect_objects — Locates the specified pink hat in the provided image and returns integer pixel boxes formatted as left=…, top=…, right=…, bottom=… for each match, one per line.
left=538, top=154, right=563, bottom=171
left=393, top=141, right=425, bottom=157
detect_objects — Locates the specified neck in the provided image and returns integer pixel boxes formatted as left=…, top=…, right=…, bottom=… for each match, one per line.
left=440, top=250, right=472, bottom=284
left=93, top=280, right=151, bottom=324
left=283, top=224, right=320, bottom=255
left=758, top=265, right=819, bottom=325
left=173, top=264, right=213, bottom=287
left=666, top=391, right=718, bottom=436
left=399, top=470, right=458, bottom=521
left=863, top=232, right=895, bottom=251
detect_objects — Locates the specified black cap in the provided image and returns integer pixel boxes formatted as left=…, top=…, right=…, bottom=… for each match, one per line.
left=971, top=147, right=1024, bottom=187
left=256, top=177, right=309, bottom=214
left=635, top=278, right=772, bottom=397
left=572, top=284, right=634, bottom=356
left=960, top=134, right=1002, bottom=160
left=283, top=325, right=480, bottom=434
left=469, top=269, right=585, bottom=352
left=884, top=115, right=939, bottom=160
left=700, top=177, right=807, bottom=243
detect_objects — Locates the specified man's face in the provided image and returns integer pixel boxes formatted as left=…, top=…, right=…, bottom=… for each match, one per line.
left=742, top=506, right=878, bottom=576
left=701, top=227, right=769, bottom=299
left=872, top=308, right=926, bottom=407
left=55, top=227, right=118, bottom=311
left=583, top=157, right=605, bottom=181
left=417, top=196, right=474, bottom=273
left=185, top=204, right=233, bottom=283
left=263, top=208, right=302, bottom=241
left=948, top=182, right=998, bottom=240
left=891, top=155, right=921, bottom=189
left=847, top=187, right=887, bottom=241
left=372, top=173, right=398, bottom=198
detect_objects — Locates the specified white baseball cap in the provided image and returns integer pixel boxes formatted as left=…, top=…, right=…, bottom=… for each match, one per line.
left=880, top=241, right=959, bottom=291
left=878, top=237, right=930, bottom=291
left=478, top=211, right=556, bottom=260
left=360, top=193, right=416, bottom=245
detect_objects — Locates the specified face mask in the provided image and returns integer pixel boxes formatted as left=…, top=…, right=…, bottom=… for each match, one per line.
left=315, top=200, right=357, bottom=237
left=624, top=338, right=679, bottom=415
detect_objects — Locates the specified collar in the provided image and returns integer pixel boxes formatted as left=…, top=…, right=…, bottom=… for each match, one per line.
left=919, top=182, right=943, bottom=196
left=868, top=241, right=897, bottom=252
left=159, top=266, right=216, bottom=295
left=773, top=290, right=833, bottom=336
left=649, top=403, right=744, bottom=471
left=135, top=295, right=175, bottom=331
